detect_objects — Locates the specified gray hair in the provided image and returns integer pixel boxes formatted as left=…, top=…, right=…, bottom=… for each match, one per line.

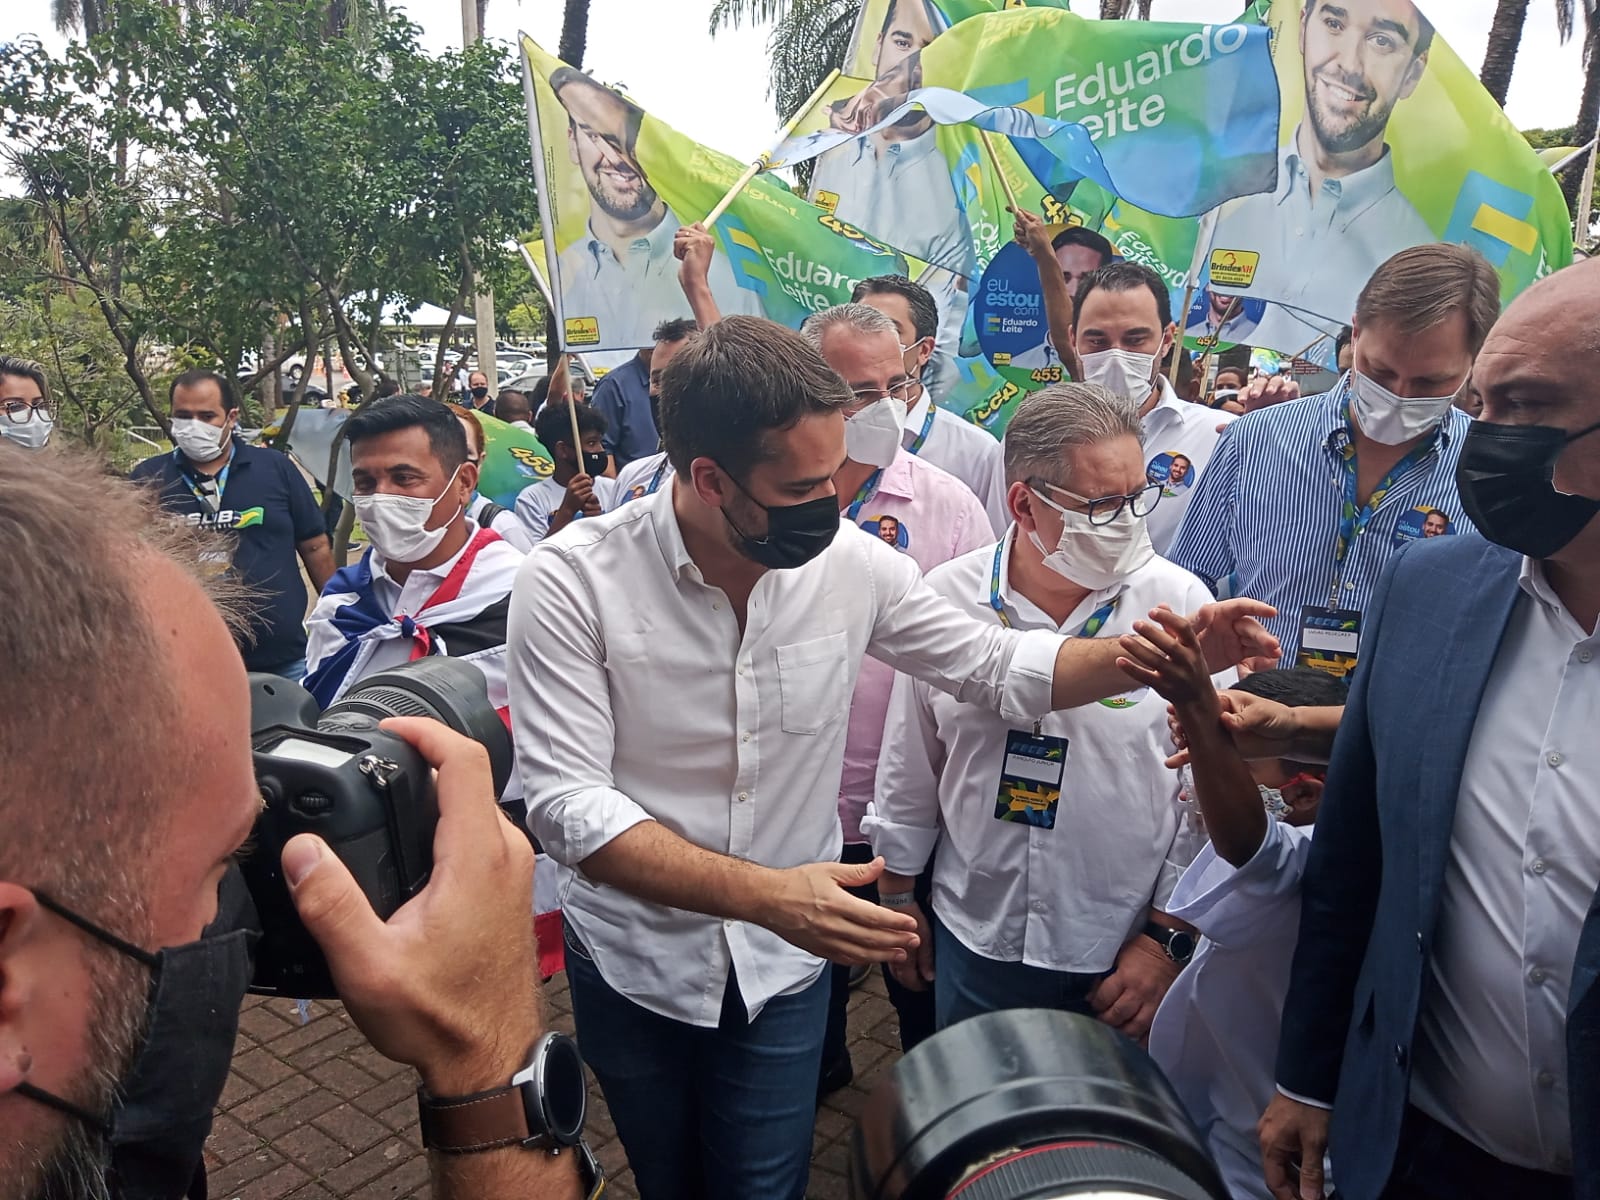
left=799, top=302, right=899, bottom=351
left=1003, top=382, right=1144, bottom=488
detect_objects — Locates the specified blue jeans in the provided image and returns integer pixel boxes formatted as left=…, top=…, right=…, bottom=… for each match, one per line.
left=563, top=921, right=828, bottom=1200
left=932, top=910, right=1105, bottom=1030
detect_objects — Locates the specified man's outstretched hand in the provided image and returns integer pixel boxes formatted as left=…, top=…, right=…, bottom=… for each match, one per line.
left=1179, top=598, right=1280, bottom=673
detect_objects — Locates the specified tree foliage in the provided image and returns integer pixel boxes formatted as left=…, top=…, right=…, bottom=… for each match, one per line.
left=0, top=0, right=542, bottom=446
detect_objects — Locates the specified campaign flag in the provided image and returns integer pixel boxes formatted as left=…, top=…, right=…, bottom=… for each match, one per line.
left=1189, top=0, right=1574, bottom=353
left=521, top=35, right=914, bottom=354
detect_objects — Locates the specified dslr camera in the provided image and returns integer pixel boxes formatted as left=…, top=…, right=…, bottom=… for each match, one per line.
left=240, top=658, right=512, bottom=997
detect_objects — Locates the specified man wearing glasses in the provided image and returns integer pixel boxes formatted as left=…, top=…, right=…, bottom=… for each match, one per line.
left=864, top=381, right=1226, bottom=1043
left=801, top=302, right=994, bottom=1093
left=0, top=356, right=55, bottom=451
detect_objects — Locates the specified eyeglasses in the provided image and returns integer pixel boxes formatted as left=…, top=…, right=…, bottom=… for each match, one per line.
left=850, top=379, right=919, bottom=406
left=2, top=399, right=51, bottom=424
left=1029, top=477, right=1162, bottom=526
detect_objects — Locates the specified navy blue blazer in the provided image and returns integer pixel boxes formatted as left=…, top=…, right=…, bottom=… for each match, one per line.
left=1276, top=533, right=1600, bottom=1200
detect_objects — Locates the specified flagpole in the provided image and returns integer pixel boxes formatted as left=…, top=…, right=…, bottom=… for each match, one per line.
left=977, top=128, right=1020, bottom=214
left=704, top=68, right=843, bottom=229
left=1170, top=206, right=1222, bottom=383
left=1577, top=136, right=1598, bottom=247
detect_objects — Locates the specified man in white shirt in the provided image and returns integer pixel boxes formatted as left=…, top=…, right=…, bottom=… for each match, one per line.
left=1056, top=259, right=1236, bottom=555
left=1209, top=0, right=1436, bottom=350
left=865, top=382, right=1221, bottom=1041
left=852, top=274, right=1010, bottom=532
left=1262, top=261, right=1600, bottom=1200
left=514, top=402, right=619, bottom=540
left=304, top=395, right=523, bottom=717
left=611, top=318, right=697, bottom=508
left=548, top=68, right=760, bottom=351
left=802, top=302, right=993, bottom=1092
left=508, top=316, right=1278, bottom=1200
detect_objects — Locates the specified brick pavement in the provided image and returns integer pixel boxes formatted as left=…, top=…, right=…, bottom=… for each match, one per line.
left=206, top=971, right=904, bottom=1199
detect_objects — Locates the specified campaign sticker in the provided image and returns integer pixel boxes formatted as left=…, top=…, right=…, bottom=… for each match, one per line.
left=861, top=514, right=909, bottom=552
left=1209, top=249, right=1260, bottom=288
left=564, top=316, right=600, bottom=346
left=1146, top=451, right=1197, bottom=496
left=1394, top=505, right=1454, bottom=545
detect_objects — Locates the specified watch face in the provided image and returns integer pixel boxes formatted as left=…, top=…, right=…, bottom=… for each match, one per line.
left=539, top=1033, right=588, bottom=1145
left=1170, top=931, right=1197, bottom=962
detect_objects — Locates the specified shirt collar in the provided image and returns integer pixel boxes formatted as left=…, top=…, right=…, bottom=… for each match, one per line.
left=877, top=450, right=917, bottom=501
left=648, top=480, right=701, bottom=581
left=369, top=519, right=479, bottom=593
left=1517, top=557, right=1600, bottom=641
left=1280, top=122, right=1401, bottom=213
left=1140, top=377, right=1185, bottom=430
left=905, top=389, right=934, bottom=437
left=977, top=526, right=1128, bottom=632
left=585, top=208, right=681, bottom=271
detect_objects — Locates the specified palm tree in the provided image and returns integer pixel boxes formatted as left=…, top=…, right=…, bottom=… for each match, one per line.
left=1563, top=6, right=1600, bottom=216
left=558, top=0, right=590, bottom=68
left=1480, top=0, right=1578, bottom=107
left=709, top=0, right=861, bottom=121
left=1099, top=0, right=1153, bottom=16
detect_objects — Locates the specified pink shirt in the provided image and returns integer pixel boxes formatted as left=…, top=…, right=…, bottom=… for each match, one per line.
left=839, top=450, right=994, bottom=842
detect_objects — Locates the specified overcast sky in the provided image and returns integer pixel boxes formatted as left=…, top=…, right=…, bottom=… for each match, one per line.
left=0, top=0, right=1587, bottom=167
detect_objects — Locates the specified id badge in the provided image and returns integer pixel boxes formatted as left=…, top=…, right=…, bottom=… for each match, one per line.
left=1296, top=606, right=1362, bottom=679
left=993, top=729, right=1068, bottom=829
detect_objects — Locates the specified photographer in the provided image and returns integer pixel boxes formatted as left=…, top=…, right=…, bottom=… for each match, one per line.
left=0, top=447, right=583, bottom=1200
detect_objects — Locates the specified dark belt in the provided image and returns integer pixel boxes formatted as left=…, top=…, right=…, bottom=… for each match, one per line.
left=1380, top=1105, right=1572, bottom=1200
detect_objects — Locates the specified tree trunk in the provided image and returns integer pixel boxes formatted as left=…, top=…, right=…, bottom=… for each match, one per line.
left=557, top=0, right=589, bottom=68
left=1562, top=32, right=1600, bottom=217
left=1479, top=0, right=1531, bottom=108
left=1099, top=0, right=1130, bottom=17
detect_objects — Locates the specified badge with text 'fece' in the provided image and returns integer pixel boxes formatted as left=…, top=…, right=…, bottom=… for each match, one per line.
left=1296, top=606, right=1362, bottom=680
left=994, top=729, right=1068, bottom=830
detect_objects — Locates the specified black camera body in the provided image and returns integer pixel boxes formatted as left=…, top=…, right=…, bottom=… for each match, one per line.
left=242, top=658, right=512, bottom=998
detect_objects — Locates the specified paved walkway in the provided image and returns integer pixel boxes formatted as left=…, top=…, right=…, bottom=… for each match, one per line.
left=205, top=970, right=905, bottom=1199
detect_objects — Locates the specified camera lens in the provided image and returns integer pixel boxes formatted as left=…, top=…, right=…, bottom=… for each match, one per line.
left=849, top=1009, right=1227, bottom=1200
left=320, top=657, right=513, bottom=796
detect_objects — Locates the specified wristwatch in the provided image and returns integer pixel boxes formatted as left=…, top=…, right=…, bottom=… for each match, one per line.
left=1144, top=921, right=1197, bottom=967
left=417, top=1032, right=603, bottom=1195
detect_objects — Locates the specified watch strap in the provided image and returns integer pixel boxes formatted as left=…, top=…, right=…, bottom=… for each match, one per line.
left=1144, top=921, right=1194, bottom=965
left=417, top=1082, right=539, bottom=1154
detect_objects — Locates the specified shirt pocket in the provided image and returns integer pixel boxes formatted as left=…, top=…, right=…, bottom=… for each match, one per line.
left=775, top=633, right=849, bottom=736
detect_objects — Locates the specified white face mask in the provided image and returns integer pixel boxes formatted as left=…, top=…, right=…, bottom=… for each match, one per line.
left=844, top=396, right=908, bottom=469
left=1348, top=370, right=1458, bottom=445
left=0, top=412, right=53, bottom=450
left=170, top=417, right=231, bottom=464
left=1027, top=486, right=1156, bottom=592
left=352, top=466, right=463, bottom=564
left=1080, top=348, right=1160, bottom=407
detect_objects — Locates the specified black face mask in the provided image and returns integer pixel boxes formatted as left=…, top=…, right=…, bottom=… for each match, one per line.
left=1457, top=418, right=1600, bottom=558
left=582, top=449, right=611, bottom=478
left=18, top=871, right=258, bottom=1200
left=719, top=466, right=840, bottom=570
left=470, top=386, right=489, bottom=401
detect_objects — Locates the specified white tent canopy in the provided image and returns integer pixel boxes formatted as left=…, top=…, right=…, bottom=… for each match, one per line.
left=379, top=299, right=461, bottom=329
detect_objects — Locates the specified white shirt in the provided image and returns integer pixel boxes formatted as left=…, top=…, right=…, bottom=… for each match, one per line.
left=864, top=533, right=1218, bottom=973
left=1141, top=377, right=1235, bottom=556
left=1209, top=125, right=1434, bottom=349
left=1150, top=820, right=1316, bottom=1200
left=1410, top=558, right=1600, bottom=1174
left=609, top=450, right=671, bottom=509
left=905, top=389, right=1009, bottom=535
left=556, top=208, right=762, bottom=351
left=512, top=474, right=620, bottom=541
left=507, top=485, right=1065, bottom=1027
left=467, top=493, right=536, bottom=552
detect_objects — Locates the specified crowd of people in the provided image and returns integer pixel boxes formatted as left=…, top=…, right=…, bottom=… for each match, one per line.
left=1, top=207, right=1598, bottom=1200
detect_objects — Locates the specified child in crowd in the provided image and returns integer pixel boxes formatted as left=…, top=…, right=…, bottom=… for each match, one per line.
left=1118, top=607, right=1348, bottom=1200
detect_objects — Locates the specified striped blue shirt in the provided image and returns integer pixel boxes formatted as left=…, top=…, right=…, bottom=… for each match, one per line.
left=1167, top=377, right=1474, bottom=666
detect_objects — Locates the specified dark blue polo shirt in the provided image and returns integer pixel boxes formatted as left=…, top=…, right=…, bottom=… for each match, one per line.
left=589, top=353, right=656, bottom=466
left=130, top=441, right=325, bottom=669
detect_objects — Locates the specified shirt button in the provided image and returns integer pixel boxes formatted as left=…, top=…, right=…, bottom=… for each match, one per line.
left=1579, top=649, right=1593, bottom=663
left=1031, top=900, right=1046, bottom=913
left=741, top=732, right=752, bottom=743
left=1530, top=967, right=1547, bottom=985
left=1344, top=581, right=1355, bottom=591
left=1537, top=1070, right=1555, bottom=1089
left=1547, top=752, right=1564, bottom=768
left=737, top=665, right=746, bottom=676
left=1394, top=1044, right=1408, bottom=1069
left=713, top=602, right=722, bottom=611
left=737, top=791, right=749, bottom=803
left=1532, top=859, right=1548, bottom=875
left=1416, top=931, right=1425, bottom=954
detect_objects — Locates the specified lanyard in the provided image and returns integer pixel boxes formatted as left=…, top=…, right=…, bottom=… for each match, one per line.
left=844, top=468, right=884, bottom=523
left=905, top=403, right=936, bottom=456
left=988, top=539, right=1120, bottom=636
left=1328, top=392, right=1437, bottom=605
left=645, top=456, right=670, bottom=496
left=180, top=459, right=230, bottom=517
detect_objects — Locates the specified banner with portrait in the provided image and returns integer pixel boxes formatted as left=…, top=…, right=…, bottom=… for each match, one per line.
left=521, top=36, right=914, bottom=354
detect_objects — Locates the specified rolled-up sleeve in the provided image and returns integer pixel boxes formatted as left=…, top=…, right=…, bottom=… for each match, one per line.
left=860, top=536, right=1062, bottom=726
left=506, top=541, right=653, bottom=866
left=862, top=672, right=943, bottom=875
